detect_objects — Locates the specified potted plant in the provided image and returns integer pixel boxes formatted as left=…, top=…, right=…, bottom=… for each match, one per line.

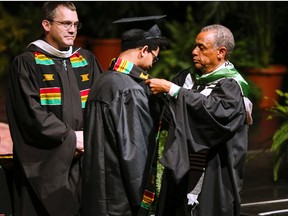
left=150, top=5, right=201, bottom=80
left=0, top=2, right=42, bottom=78
left=225, top=2, right=288, bottom=152
left=0, top=2, right=42, bottom=123
left=268, top=90, right=288, bottom=181
left=75, top=2, right=165, bottom=70
left=230, top=2, right=288, bottom=109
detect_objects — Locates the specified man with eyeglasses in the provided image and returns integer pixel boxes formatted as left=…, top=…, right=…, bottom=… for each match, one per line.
left=6, top=2, right=102, bottom=216
left=81, top=16, right=168, bottom=216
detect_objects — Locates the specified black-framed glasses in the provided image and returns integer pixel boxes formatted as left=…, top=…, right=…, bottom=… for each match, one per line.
left=150, top=51, right=159, bottom=63
left=49, top=20, right=82, bottom=30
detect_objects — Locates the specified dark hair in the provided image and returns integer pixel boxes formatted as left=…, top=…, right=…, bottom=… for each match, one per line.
left=42, top=1, right=76, bottom=21
left=121, top=28, right=169, bottom=52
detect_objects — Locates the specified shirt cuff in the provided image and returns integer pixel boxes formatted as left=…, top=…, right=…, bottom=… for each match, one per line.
left=168, top=83, right=181, bottom=98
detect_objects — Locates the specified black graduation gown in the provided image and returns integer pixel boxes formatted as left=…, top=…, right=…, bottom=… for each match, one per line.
left=6, top=44, right=102, bottom=216
left=82, top=66, right=157, bottom=216
left=156, top=70, right=249, bottom=216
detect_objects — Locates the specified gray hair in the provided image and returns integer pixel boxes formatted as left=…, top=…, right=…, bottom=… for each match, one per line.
left=201, top=24, right=235, bottom=59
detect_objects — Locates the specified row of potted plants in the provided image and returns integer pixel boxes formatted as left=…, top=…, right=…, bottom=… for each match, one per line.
left=1, top=1, right=288, bottom=182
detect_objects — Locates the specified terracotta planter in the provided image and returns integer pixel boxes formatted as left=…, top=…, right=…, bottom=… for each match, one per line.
left=247, top=108, right=279, bottom=150
left=243, top=64, right=287, bottom=108
left=74, top=36, right=89, bottom=49
left=89, top=39, right=121, bottom=70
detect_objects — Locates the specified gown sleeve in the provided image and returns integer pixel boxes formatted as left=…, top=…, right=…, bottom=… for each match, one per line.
left=82, top=85, right=155, bottom=213
left=8, top=54, right=74, bottom=148
left=111, top=88, right=155, bottom=205
left=6, top=53, right=79, bottom=214
left=161, top=78, right=247, bottom=182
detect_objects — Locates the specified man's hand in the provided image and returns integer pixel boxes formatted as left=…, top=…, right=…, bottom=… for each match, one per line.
left=145, top=78, right=172, bottom=94
left=0, top=123, right=13, bottom=155
left=75, top=131, right=84, bottom=157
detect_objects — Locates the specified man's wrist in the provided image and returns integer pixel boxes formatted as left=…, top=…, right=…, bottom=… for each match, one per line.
left=168, top=83, right=181, bottom=98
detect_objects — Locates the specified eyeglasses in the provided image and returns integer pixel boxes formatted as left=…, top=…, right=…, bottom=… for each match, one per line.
left=49, top=20, right=82, bottom=30
left=150, top=51, right=159, bottom=63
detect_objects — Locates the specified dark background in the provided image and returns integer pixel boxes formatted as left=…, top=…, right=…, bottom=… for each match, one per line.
left=1, top=1, right=288, bottom=135
left=1, top=2, right=288, bottom=215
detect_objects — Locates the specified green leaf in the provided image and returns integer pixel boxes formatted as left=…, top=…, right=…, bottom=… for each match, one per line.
left=273, top=153, right=286, bottom=182
left=156, top=130, right=168, bottom=196
left=271, top=122, right=288, bottom=152
left=268, top=89, right=288, bottom=182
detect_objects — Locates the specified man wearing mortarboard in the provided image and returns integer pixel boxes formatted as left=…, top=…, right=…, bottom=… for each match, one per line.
left=81, top=16, right=168, bottom=216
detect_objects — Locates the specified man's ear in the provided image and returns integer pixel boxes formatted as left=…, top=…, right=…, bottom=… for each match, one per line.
left=42, top=20, right=51, bottom=31
left=217, top=46, right=227, bottom=59
left=139, top=45, right=149, bottom=58
left=141, top=45, right=149, bottom=54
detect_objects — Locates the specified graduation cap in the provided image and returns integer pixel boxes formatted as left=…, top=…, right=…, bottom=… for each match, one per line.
left=113, top=15, right=167, bottom=42
left=113, top=15, right=166, bottom=25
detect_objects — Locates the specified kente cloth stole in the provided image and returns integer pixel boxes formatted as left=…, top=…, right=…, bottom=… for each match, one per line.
left=111, top=58, right=151, bottom=80
left=194, top=67, right=249, bottom=97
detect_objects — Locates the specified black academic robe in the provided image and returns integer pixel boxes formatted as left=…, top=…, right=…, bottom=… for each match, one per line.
left=6, top=43, right=102, bottom=216
left=156, top=69, right=249, bottom=216
left=82, top=65, right=156, bottom=216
